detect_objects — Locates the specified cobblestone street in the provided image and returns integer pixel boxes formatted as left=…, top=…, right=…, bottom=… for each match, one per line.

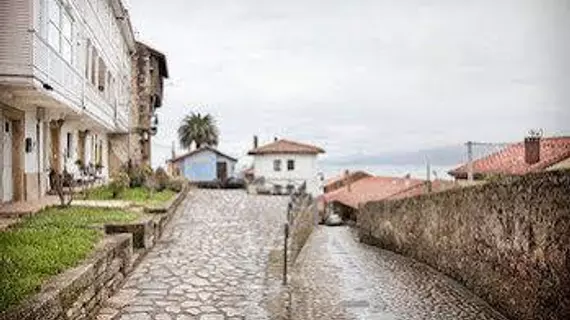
left=98, top=190, right=288, bottom=320
left=98, top=189, right=509, bottom=320
left=290, top=226, right=508, bottom=320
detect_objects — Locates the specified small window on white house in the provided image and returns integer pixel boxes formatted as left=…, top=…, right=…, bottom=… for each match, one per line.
left=61, top=12, right=73, bottom=63
left=47, top=0, right=73, bottom=63
left=98, top=57, right=106, bottom=92
left=47, top=0, right=61, bottom=51
left=273, top=159, right=282, bottom=172
left=85, top=39, right=91, bottom=79
left=287, top=160, right=295, bottom=171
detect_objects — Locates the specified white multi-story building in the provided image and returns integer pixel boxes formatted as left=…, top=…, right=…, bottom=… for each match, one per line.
left=0, top=0, right=135, bottom=203
left=248, top=138, right=325, bottom=196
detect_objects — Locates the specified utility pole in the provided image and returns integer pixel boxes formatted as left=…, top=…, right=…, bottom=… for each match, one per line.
left=466, top=141, right=474, bottom=182
left=171, top=140, right=176, bottom=160
left=426, top=155, right=432, bottom=193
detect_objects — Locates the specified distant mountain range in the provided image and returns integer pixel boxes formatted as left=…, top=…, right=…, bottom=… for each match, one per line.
left=324, top=144, right=469, bottom=167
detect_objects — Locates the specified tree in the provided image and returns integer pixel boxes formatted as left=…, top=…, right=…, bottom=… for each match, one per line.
left=177, top=112, right=219, bottom=149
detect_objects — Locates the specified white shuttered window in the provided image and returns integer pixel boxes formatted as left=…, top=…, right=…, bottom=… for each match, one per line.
left=47, top=0, right=74, bottom=63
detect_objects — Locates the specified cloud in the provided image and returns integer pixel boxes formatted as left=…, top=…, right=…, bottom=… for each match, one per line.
left=125, top=0, right=570, bottom=169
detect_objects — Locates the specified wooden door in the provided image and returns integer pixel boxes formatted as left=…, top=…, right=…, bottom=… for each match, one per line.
left=216, top=162, right=228, bottom=181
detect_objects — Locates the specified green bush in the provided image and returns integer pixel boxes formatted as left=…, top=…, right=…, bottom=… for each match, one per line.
left=123, top=163, right=153, bottom=188
left=166, top=177, right=186, bottom=192
left=109, top=172, right=130, bottom=198
left=153, top=167, right=170, bottom=191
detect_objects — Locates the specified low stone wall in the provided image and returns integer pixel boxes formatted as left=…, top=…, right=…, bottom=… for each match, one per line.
left=0, top=186, right=191, bottom=320
left=106, top=185, right=189, bottom=249
left=0, top=234, right=133, bottom=320
left=357, top=170, right=570, bottom=320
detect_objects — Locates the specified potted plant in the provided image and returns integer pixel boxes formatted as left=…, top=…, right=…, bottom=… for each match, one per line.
left=95, top=163, right=104, bottom=175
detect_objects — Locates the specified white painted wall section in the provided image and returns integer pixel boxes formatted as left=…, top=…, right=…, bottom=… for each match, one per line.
left=253, top=154, right=321, bottom=195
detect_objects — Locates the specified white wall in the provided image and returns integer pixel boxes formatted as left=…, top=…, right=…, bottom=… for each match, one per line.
left=253, top=154, right=321, bottom=195
left=24, top=111, right=41, bottom=174
left=0, top=0, right=133, bottom=132
left=60, top=122, right=78, bottom=174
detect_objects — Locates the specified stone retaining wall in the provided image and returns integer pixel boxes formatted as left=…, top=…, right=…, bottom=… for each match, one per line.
left=0, top=187, right=190, bottom=320
left=288, top=194, right=317, bottom=264
left=0, top=234, right=133, bottom=320
left=357, top=170, right=570, bottom=320
left=106, top=185, right=189, bottom=249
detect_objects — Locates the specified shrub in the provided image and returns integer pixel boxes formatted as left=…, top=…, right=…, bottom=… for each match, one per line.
left=153, top=167, right=170, bottom=191
left=127, top=164, right=153, bottom=188
left=166, top=177, right=186, bottom=193
left=109, top=172, right=130, bottom=198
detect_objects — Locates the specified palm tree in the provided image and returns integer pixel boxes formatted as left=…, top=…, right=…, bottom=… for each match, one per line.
left=178, top=112, right=219, bottom=149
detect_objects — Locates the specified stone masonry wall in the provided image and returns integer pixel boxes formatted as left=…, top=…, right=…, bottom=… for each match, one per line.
left=357, top=170, right=570, bottom=320
left=288, top=194, right=317, bottom=264
left=0, top=234, right=133, bottom=320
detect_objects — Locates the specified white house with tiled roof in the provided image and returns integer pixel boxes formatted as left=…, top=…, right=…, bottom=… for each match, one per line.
left=248, top=138, right=325, bottom=195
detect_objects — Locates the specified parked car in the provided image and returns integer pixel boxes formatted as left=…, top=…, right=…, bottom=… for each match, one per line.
left=325, top=213, right=343, bottom=226
left=224, top=177, right=245, bottom=189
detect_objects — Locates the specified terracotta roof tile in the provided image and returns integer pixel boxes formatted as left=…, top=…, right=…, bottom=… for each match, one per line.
left=385, top=179, right=456, bottom=200
left=322, top=176, right=425, bottom=209
left=248, top=139, right=325, bottom=155
left=449, top=137, right=570, bottom=178
left=324, top=171, right=372, bottom=193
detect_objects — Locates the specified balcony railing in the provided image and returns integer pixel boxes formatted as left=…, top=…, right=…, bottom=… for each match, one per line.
left=32, top=33, right=83, bottom=110
left=32, top=32, right=128, bottom=133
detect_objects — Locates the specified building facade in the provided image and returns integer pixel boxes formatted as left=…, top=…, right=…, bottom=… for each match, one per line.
left=248, top=138, right=325, bottom=195
left=0, top=0, right=136, bottom=203
left=108, top=42, right=168, bottom=174
left=168, top=147, right=237, bottom=183
left=448, top=136, right=570, bottom=183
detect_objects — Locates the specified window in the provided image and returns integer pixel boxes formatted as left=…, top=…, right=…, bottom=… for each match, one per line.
left=273, top=159, right=282, bottom=172
left=47, top=0, right=73, bottom=63
left=98, top=57, right=107, bottom=92
left=85, top=39, right=91, bottom=79
left=66, top=132, right=73, bottom=158
left=91, top=47, right=98, bottom=85
left=287, top=159, right=295, bottom=171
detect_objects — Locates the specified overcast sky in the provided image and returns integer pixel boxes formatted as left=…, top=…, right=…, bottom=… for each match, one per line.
left=124, top=0, right=570, bottom=169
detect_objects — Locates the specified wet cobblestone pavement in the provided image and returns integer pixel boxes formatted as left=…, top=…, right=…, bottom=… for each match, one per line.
left=290, top=226, right=508, bottom=320
left=98, top=190, right=288, bottom=320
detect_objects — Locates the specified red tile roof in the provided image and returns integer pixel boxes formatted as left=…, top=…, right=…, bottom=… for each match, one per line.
left=385, top=179, right=456, bottom=200
left=324, top=171, right=372, bottom=193
left=321, top=176, right=425, bottom=209
left=449, top=137, right=570, bottom=178
left=248, top=139, right=325, bottom=155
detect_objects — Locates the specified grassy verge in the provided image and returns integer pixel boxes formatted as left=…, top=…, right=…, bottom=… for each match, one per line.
left=0, top=206, right=139, bottom=312
left=81, top=186, right=176, bottom=206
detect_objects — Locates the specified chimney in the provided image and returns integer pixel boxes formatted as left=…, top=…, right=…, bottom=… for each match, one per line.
left=253, top=135, right=259, bottom=149
left=524, top=136, right=541, bottom=165
left=344, top=169, right=351, bottom=192
left=274, top=136, right=278, bottom=142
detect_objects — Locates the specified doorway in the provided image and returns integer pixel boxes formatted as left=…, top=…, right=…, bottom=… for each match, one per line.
left=216, top=162, right=228, bottom=181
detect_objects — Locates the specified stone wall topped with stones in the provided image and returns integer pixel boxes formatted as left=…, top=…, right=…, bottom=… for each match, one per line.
left=0, top=234, right=133, bottom=320
left=358, top=170, right=570, bottom=320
